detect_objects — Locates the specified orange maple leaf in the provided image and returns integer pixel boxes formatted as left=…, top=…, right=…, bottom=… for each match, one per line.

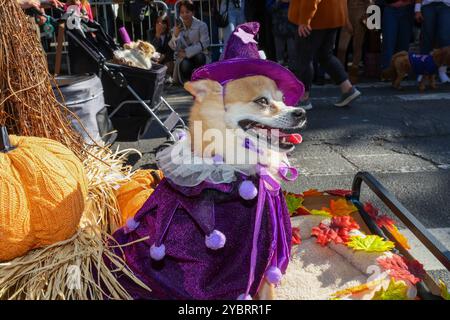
left=386, top=224, right=411, bottom=250
left=332, top=279, right=382, bottom=298
left=328, top=199, right=357, bottom=216
left=302, top=189, right=323, bottom=197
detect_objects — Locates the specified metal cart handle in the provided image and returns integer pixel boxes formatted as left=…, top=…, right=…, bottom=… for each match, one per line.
left=350, top=171, right=450, bottom=271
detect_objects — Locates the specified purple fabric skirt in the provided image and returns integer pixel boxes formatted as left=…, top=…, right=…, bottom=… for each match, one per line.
left=110, top=176, right=291, bottom=300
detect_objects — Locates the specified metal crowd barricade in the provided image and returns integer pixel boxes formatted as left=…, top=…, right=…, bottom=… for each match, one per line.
left=42, top=0, right=225, bottom=74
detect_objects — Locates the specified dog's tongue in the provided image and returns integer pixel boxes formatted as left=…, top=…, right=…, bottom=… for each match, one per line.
left=288, top=134, right=302, bottom=144
left=279, top=133, right=302, bottom=145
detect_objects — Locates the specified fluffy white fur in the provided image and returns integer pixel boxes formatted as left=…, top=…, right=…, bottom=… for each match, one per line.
left=113, top=40, right=158, bottom=70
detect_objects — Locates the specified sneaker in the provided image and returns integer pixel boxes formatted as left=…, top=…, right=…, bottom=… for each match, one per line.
left=297, top=99, right=313, bottom=110
left=334, top=87, right=361, bottom=107
left=439, top=73, right=450, bottom=83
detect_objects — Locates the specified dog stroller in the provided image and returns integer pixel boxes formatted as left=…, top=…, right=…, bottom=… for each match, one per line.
left=65, top=19, right=185, bottom=141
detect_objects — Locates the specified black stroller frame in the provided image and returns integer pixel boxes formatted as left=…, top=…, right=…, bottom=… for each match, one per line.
left=349, top=171, right=450, bottom=299
left=65, top=18, right=185, bottom=141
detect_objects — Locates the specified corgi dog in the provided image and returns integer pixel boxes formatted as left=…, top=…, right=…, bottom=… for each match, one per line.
left=184, top=76, right=306, bottom=179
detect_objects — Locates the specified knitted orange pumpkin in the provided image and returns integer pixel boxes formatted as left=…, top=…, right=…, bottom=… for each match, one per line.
left=0, top=127, right=88, bottom=261
left=116, top=169, right=163, bottom=228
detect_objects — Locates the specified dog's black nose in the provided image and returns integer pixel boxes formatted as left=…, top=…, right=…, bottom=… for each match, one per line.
left=292, top=108, right=306, bottom=119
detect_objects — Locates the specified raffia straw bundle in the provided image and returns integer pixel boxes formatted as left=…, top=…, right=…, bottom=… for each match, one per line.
left=0, top=146, right=150, bottom=300
left=0, top=0, right=85, bottom=158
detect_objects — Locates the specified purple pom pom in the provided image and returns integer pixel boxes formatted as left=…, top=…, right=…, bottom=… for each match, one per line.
left=150, top=244, right=166, bottom=261
left=176, top=130, right=187, bottom=140
left=237, top=294, right=252, bottom=300
left=212, top=154, right=224, bottom=164
left=239, top=180, right=258, bottom=200
left=125, top=217, right=140, bottom=233
left=265, top=266, right=282, bottom=284
left=205, top=229, right=226, bottom=250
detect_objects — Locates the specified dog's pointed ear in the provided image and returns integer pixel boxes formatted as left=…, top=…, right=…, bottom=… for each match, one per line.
left=184, top=80, right=223, bottom=103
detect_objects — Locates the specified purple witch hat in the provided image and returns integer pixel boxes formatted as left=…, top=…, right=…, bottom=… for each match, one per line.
left=192, top=22, right=304, bottom=106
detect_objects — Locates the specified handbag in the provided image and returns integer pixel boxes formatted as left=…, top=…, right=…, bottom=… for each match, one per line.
left=214, top=0, right=230, bottom=28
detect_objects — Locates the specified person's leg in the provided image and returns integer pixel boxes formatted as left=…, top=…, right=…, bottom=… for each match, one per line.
left=436, top=3, right=450, bottom=48
left=436, top=3, right=450, bottom=83
left=337, top=28, right=352, bottom=67
left=381, top=6, right=400, bottom=70
left=286, top=36, right=298, bottom=72
left=274, top=36, right=286, bottom=64
left=420, top=3, right=436, bottom=54
left=316, top=28, right=362, bottom=106
left=396, top=5, right=414, bottom=53
left=191, top=52, right=207, bottom=69
left=297, top=30, right=326, bottom=103
left=179, top=58, right=194, bottom=84
left=351, top=5, right=367, bottom=68
left=316, top=29, right=350, bottom=92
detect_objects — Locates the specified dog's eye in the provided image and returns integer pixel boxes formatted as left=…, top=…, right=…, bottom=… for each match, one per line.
left=254, top=97, right=270, bottom=108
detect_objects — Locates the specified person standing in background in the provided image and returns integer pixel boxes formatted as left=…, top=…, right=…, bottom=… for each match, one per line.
left=270, top=0, right=298, bottom=72
left=415, top=0, right=450, bottom=83
left=380, top=0, right=414, bottom=76
left=219, top=0, right=246, bottom=45
left=337, top=0, right=373, bottom=84
left=288, top=0, right=361, bottom=110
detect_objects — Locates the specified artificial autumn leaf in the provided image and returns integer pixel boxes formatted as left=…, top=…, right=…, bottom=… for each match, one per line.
left=377, top=254, right=423, bottom=284
left=331, top=279, right=383, bottom=298
left=347, top=235, right=395, bottom=252
left=330, top=216, right=360, bottom=231
left=284, top=193, right=304, bottom=216
left=371, top=279, right=409, bottom=300
left=328, top=199, right=357, bottom=216
left=325, top=189, right=352, bottom=197
left=302, top=189, right=323, bottom=197
left=385, top=224, right=411, bottom=250
left=330, top=216, right=360, bottom=243
left=292, top=227, right=301, bottom=246
left=405, top=259, right=426, bottom=280
left=295, top=206, right=311, bottom=216
left=439, top=280, right=450, bottom=300
left=310, top=209, right=332, bottom=217
left=311, top=216, right=359, bottom=246
left=364, top=202, right=395, bottom=229
left=311, top=224, right=344, bottom=247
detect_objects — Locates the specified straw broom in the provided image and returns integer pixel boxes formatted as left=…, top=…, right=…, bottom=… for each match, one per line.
left=0, top=0, right=85, bottom=158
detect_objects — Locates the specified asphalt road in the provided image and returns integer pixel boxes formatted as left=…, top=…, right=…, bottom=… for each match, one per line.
left=111, top=80, right=450, bottom=288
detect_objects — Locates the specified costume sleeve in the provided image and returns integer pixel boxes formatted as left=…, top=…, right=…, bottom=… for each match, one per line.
left=185, top=22, right=210, bottom=58
left=298, top=0, right=322, bottom=26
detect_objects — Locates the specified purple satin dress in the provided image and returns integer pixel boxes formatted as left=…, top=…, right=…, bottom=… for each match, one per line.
left=111, top=175, right=291, bottom=300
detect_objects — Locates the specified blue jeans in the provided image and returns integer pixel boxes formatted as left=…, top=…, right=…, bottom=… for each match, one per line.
left=421, top=2, right=450, bottom=54
left=221, top=1, right=246, bottom=44
left=381, top=5, right=414, bottom=70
